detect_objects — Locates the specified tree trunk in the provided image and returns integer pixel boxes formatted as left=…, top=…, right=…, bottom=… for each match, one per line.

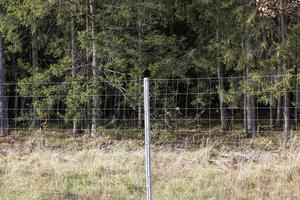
left=279, top=4, right=290, bottom=142
left=71, top=16, right=79, bottom=134
left=296, top=14, right=300, bottom=133
left=216, top=28, right=229, bottom=132
left=276, top=67, right=282, bottom=126
left=269, top=94, right=274, bottom=127
left=244, top=91, right=247, bottom=133
left=296, top=65, right=300, bottom=132
left=137, top=89, right=142, bottom=128
left=243, top=73, right=247, bottom=133
left=283, top=88, right=290, bottom=142
left=85, top=0, right=90, bottom=131
left=13, top=56, right=18, bottom=123
left=29, top=29, right=39, bottom=131
left=137, top=5, right=142, bottom=129
left=90, top=0, right=98, bottom=137
left=245, top=29, right=257, bottom=137
left=245, top=77, right=257, bottom=138
left=246, top=73, right=253, bottom=137
left=85, top=0, right=90, bottom=65
left=251, top=95, right=257, bottom=136
left=269, top=76, right=274, bottom=128
left=32, top=30, right=38, bottom=69
left=217, top=63, right=229, bottom=131
left=0, top=33, right=8, bottom=135
left=276, top=96, right=282, bottom=125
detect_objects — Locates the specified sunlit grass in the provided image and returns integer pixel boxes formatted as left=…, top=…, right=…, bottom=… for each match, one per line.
left=0, top=136, right=300, bottom=199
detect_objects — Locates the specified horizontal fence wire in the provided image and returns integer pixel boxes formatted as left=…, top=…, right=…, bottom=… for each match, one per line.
left=0, top=75, right=299, bottom=147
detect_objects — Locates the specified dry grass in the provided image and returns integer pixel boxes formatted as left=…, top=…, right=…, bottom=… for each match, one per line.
left=0, top=136, right=300, bottom=200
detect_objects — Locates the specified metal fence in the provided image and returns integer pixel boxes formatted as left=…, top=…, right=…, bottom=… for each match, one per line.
left=0, top=75, right=299, bottom=142
left=147, top=75, right=300, bottom=145
left=2, top=79, right=143, bottom=138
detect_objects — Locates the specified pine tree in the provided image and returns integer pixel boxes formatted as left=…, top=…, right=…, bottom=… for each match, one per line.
left=0, top=32, right=8, bottom=135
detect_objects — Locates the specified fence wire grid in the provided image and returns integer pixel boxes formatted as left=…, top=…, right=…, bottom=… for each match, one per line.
left=0, top=74, right=299, bottom=146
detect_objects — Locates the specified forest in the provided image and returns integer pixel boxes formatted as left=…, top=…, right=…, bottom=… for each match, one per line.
left=0, top=0, right=299, bottom=141
left=0, top=1, right=300, bottom=199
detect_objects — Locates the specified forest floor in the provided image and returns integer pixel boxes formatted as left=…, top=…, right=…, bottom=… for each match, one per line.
left=0, top=133, right=300, bottom=200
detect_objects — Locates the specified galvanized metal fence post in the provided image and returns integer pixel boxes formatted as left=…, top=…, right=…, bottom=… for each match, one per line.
left=144, top=77, right=152, bottom=200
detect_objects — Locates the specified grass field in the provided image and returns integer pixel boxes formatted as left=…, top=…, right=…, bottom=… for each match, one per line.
left=0, top=134, right=300, bottom=200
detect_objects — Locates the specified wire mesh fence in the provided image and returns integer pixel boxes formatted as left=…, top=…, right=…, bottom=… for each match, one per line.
left=2, top=79, right=144, bottom=143
left=148, top=75, right=300, bottom=146
left=0, top=74, right=299, bottom=146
